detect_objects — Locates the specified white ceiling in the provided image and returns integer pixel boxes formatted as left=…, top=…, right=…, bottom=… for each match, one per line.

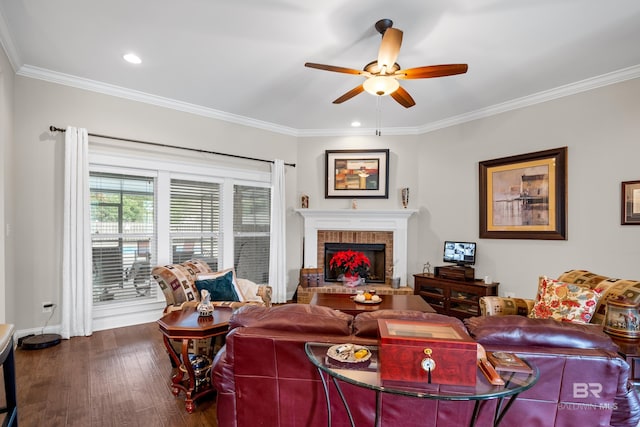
left=1, top=0, right=640, bottom=136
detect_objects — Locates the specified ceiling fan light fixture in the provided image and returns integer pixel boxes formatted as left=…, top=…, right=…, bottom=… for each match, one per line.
left=363, top=75, right=399, bottom=96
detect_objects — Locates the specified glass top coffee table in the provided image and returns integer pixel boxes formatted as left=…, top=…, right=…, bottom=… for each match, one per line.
left=305, top=342, right=538, bottom=427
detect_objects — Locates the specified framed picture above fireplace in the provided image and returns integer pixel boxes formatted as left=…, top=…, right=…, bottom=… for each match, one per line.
left=325, top=149, right=389, bottom=198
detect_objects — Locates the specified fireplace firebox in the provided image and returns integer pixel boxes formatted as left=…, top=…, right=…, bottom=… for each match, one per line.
left=324, top=243, right=386, bottom=283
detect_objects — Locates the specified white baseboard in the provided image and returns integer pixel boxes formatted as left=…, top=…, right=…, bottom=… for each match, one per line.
left=15, top=301, right=165, bottom=339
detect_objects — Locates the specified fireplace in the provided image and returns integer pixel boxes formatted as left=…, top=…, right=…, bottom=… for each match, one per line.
left=324, top=243, right=386, bottom=283
left=295, top=209, right=417, bottom=285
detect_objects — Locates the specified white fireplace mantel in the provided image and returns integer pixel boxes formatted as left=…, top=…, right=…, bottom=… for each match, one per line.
left=295, top=209, right=418, bottom=284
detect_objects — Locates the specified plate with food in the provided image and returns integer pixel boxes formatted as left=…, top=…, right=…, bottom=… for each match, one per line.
left=351, top=293, right=383, bottom=304
left=326, top=344, right=372, bottom=364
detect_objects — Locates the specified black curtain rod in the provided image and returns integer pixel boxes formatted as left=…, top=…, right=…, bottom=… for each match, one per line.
left=48, top=126, right=296, bottom=167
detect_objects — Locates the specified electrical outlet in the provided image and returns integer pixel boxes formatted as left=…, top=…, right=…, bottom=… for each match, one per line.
left=42, top=302, right=53, bottom=313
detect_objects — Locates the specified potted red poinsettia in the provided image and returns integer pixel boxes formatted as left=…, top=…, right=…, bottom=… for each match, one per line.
left=329, top=250, right=370, bottom=286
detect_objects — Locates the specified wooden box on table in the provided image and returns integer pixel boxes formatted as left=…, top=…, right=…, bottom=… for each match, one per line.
left=377, top=319, right=477, bottom=386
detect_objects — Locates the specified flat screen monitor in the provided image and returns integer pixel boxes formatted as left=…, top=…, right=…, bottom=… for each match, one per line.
left=443, top=241, right=476, bottom=266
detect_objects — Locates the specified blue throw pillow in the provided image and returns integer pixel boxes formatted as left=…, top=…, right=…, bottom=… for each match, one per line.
left=195, top=270, right=240, bottom=302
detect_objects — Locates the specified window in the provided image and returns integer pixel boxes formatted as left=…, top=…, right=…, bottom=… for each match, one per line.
left=170, top=179, right=221, bottom=269
left=90, top=172, right=155, bottom=304
left=233, top=184, right=271, bottom=284
left=89, top=150, right=272, bottom=322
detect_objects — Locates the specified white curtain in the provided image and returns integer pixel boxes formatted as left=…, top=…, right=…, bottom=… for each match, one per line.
left=61, top=127, right=93, bottom=339
left=268, top=159, right=287, bottom=303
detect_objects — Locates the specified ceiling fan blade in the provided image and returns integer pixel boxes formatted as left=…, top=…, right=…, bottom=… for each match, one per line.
left=390, top=86, right=416, bottom=108
left=395, top=64, right=468, bottom=80
left=305, top=62, right=367, bottom=76
left=377, top=28, right=403, bottom=73
left=333, top=85, right=365, bottom=104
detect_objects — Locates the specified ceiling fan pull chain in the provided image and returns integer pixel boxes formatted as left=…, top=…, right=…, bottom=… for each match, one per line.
left=376, top=97, right=382, bottom=136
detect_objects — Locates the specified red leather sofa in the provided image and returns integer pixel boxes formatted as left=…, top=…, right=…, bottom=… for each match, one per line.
left=211, top=304, right=640, bottom=427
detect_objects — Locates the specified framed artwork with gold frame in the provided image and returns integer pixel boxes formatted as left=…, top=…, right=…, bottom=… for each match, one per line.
left=479, top=147, right=567, bottom=240
left=621, top=180, right=640, bottom=225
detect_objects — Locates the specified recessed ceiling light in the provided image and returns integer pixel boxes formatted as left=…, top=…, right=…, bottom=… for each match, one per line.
left=351, top=121, right=361, bottom=127
left=123, top=53, right=142, bottom=64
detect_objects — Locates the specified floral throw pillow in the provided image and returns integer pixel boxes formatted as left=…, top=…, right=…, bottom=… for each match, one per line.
left=528, top=276, right=602, bottom=324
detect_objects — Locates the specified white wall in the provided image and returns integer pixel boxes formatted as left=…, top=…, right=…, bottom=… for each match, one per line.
left=6, top=58, right=640, bottom=331
left=416, top=78, right=640, bottom=297
left=0, top=43, right=13, bottom=323
left=298, top=78, right=640, bottom=299
left=295, top=134, right=423, bottom=280
left=9, top=76, right=298, bottom=331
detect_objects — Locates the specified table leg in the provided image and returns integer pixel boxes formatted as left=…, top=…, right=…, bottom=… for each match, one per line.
left=469, top=401, right=481, bottom=427
left=2, top=336, right=18, bottom=427
left=161, top=335, right=199, bottom=412
left=316, top=368, right=332, bottom=427
left=467, top=395, right=521, bottom=427
left=331, top=377, right=356, bottom=427
left=374, top=390, right=382, bottom=427
left=180, top=338, right=197, bottom=413
left=493, top=394, right=520, bottom=426
left=316, top=367, right=382, bottom=427
left=162, top=335, right=184, bottom=396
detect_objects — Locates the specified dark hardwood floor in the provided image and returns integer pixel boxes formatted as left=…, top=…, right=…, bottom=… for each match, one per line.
left=8, top=322, right=217, bottom=426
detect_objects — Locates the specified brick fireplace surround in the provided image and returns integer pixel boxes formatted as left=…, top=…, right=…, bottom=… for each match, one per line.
left=317, top=230, right=394, bottom=283
left=295, top=209, right=417, bottom=303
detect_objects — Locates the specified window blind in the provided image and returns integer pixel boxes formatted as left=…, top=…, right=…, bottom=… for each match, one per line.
left=233, top=185, right=271, bottom=284
left=90, top=173, right=156, bottom=303
left=170, top=179, right=221, bottom=269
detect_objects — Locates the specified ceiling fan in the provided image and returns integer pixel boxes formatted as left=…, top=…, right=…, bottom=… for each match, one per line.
left=305, top=19, right=468, bottom=108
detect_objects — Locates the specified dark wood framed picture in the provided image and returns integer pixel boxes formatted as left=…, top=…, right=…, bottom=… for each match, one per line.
left=325, top=149, right=389, bottom=198
left=479, top=147, right=567, bottom=240
left=621, top=180, right=640, bottom=225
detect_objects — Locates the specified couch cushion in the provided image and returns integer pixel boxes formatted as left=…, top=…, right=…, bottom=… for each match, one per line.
left=464, top=315, right=618, bottom=351
left=556, top=269, right=640, bottom=325
left=152, top=263, right=199, bottom=306
left=529, top=276, right=602, bottom=323
left=479, top=296, right=535, bottom=316
left=195, top=270, right=241, bottom=302
left=556, top=269, right=610, bottom=288
left=197, top=268, right=244, bottom=301
left=182, top=259, right=214, bottom=276
left=229, top=304, right=353, bottom=335
left=236, top=278, right=264, bottom=302
left=353, top=310, right=467, bottom=338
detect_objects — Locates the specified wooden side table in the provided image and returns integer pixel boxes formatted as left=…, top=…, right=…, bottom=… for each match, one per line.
left=157, top=306, right=234, bottom=413
left=611, top=336, right=640, bottom=386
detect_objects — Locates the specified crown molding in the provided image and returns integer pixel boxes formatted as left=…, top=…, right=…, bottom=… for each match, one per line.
left=12, top=61, right=640, bottom=139
left=16, top=65, right=300, bottom=137
left=415, top=65, right=640, bottom=135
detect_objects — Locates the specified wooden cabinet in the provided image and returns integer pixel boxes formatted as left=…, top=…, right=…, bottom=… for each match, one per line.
left=413, top=273, right=499, bottom=319
left=611, top=337, right=640, bottom=386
